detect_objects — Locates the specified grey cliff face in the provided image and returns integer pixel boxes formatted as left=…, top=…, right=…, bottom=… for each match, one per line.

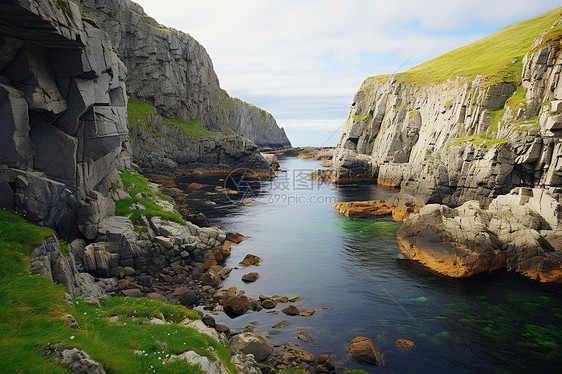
left=332, top=17, right=562, bottom=206
left=81, top=0, right=291, bottom=150
left=0, top=0, right=130, bottom=237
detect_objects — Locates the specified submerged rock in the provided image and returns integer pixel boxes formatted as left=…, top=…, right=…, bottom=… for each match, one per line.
left=348, top=336, right=381, bottom=366
left=395, top=339, right=416, bottom=350
left=333, top=200, right=421, bottom=221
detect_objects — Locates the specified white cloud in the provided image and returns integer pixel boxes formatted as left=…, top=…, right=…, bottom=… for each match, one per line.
left=133, top=0, right=561, bottom=145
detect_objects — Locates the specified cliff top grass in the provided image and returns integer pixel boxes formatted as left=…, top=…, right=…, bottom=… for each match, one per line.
left=1, top=209, right=233, bottom=373
left=128, top=98, right=214, bottom=138
left=371, top=7, right=562, bottom=87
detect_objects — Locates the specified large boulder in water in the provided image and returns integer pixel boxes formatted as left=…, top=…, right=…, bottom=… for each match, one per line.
left=397, top=188, right=562, bottom=282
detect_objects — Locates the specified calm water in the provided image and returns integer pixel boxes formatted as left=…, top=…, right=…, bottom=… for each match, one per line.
left=179, top=157, right=562, bottom=373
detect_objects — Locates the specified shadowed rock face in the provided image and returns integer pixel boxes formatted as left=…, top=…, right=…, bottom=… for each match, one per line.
left=0, top=0, right=130, bottom=237
left=81, top=0, right=291, bottom=150
left=397, top=188, right=562, bottom=282
left=332, top=15, right=562, bottom=207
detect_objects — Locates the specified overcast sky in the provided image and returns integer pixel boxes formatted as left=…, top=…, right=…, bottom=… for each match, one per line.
left=134, top=0, right=560, bottom=146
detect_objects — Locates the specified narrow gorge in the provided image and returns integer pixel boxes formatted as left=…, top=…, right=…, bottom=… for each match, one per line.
left=1, top=1, right=562, bottom=374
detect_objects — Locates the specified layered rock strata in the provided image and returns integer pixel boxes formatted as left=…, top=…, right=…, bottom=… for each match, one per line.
left=332, top=14, right=562, bottom=207
left=81, top=0, right=291, bottom=150
left=0, top=0, right=129, bottom=237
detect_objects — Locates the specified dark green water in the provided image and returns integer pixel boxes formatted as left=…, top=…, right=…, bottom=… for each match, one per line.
left=179, top=157, right=562, bottom=373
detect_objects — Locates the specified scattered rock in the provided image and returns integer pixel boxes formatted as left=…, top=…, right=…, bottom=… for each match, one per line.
left=395, top=338, right=416, bottom=350
left=333, top=200, right=421, bottom=221
left=261, top=299, right=277, bottom=309
left=313, top=354, right=336, bottom=374
left=300, top=309, right=315, bottom=317
left=188, top=182, right=207, bottom=189
left=242, top=272, right=260, bottom=282
left=229, top=332, right=274, bottom=361
left=229, top=233, right=250, bottom=244
left=60, top=314, right=80, bottom=329
left=274, top=296, right=289, bottom=304
left=223, top=295, right=251, bottom=317
left=202, top=315, right=217, bottom=328
left=239, top=254, right=262, bottom=267
left=46, top=345, right=106, bottom=374
left=273, top=320, right=290, bottom=328
left=122, top=288, right=143, bottom=298
left=281, top=305, right=300, bottom=316
left=146, top=292, right=167, bottom=303
left=169, top=350, right=229, bottom=374
left=215, top=323, right=230, bottom=334
left=298, top=332, right=313, bottom=342
left=348, top=336, right=381, bottom=365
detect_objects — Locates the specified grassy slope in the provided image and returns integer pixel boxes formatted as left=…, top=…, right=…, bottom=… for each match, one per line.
left=0, top=209, right=234, bottom=373
left=128, top=98, right=214, bottom=138
left=373, top=7, right=562, bottom=86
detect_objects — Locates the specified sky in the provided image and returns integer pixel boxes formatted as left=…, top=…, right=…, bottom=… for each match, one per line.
left=134, top=0, right=560, bottom=147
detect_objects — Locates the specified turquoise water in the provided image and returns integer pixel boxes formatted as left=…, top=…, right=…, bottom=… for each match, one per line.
left=178, top=157, right=562, bottom=373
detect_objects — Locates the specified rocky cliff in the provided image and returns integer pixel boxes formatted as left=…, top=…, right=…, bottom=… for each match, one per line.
left=332, top=9, right=562, bottom=207
left=81, top=0, right=291, bottom=150
left=0, top=0, right=130, bottom=238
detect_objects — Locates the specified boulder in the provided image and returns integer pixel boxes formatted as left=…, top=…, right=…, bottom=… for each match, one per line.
left=397, top=189, right=562, bottom=282
left=183, top=320, right=220, bottom=341
left=395, top=339, right=416, bottom=350
left=239, top=254, right=262, bottom=267
left=261, top=299, right=277, bottom=309
left=281, top=305, right=300, bottom=316
left=348, top=336, right=381, bottom=366
left=223, top=295, right=251, bottom=317
left=397, top=202, right=505, bottom=278
left=300, top=309, right=316, bottom=317
left=46, top=346, right=106, bottom=374
left=313, top=354, right=336, bottom=374
left=169, top=351, right=229, bottom=374
left=229, top=332, right=274, bottom=361
left=242, top=272, right=260, bottom=282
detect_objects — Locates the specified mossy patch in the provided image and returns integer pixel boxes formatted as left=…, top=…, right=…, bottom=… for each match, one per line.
left=128, top=98, right=213, bottom=139
left=352, top=114, right=368, bottom=121
left=454, top=134, right=509, bottom=147
left=116, top=170, right=184, bottom=225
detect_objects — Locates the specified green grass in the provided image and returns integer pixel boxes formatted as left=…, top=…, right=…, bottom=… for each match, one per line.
left=372, top=7, right=562, bottom=86
left=162, top=118, right=214, bottom=137
left=489, top=107, right=506, bottom=132
left=453, top=134, right=509, bottom=147
left=128, top=98, right=213, bottom=138
left=81, top=16, right=101, bottom=29
left=408, top=110, right=420, bottom=118
left=279, top=369, right=308, bottom=374
left=352, top=114, right=368, bottom=121
left=343, top=370, right=370, bottom=374
left=116, top=171, right=184, bottom=225
left=0, top=209, right=234, bottom=373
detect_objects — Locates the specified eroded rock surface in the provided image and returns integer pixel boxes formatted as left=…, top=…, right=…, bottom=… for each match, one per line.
left=398, top=188, right=562, bottom=282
